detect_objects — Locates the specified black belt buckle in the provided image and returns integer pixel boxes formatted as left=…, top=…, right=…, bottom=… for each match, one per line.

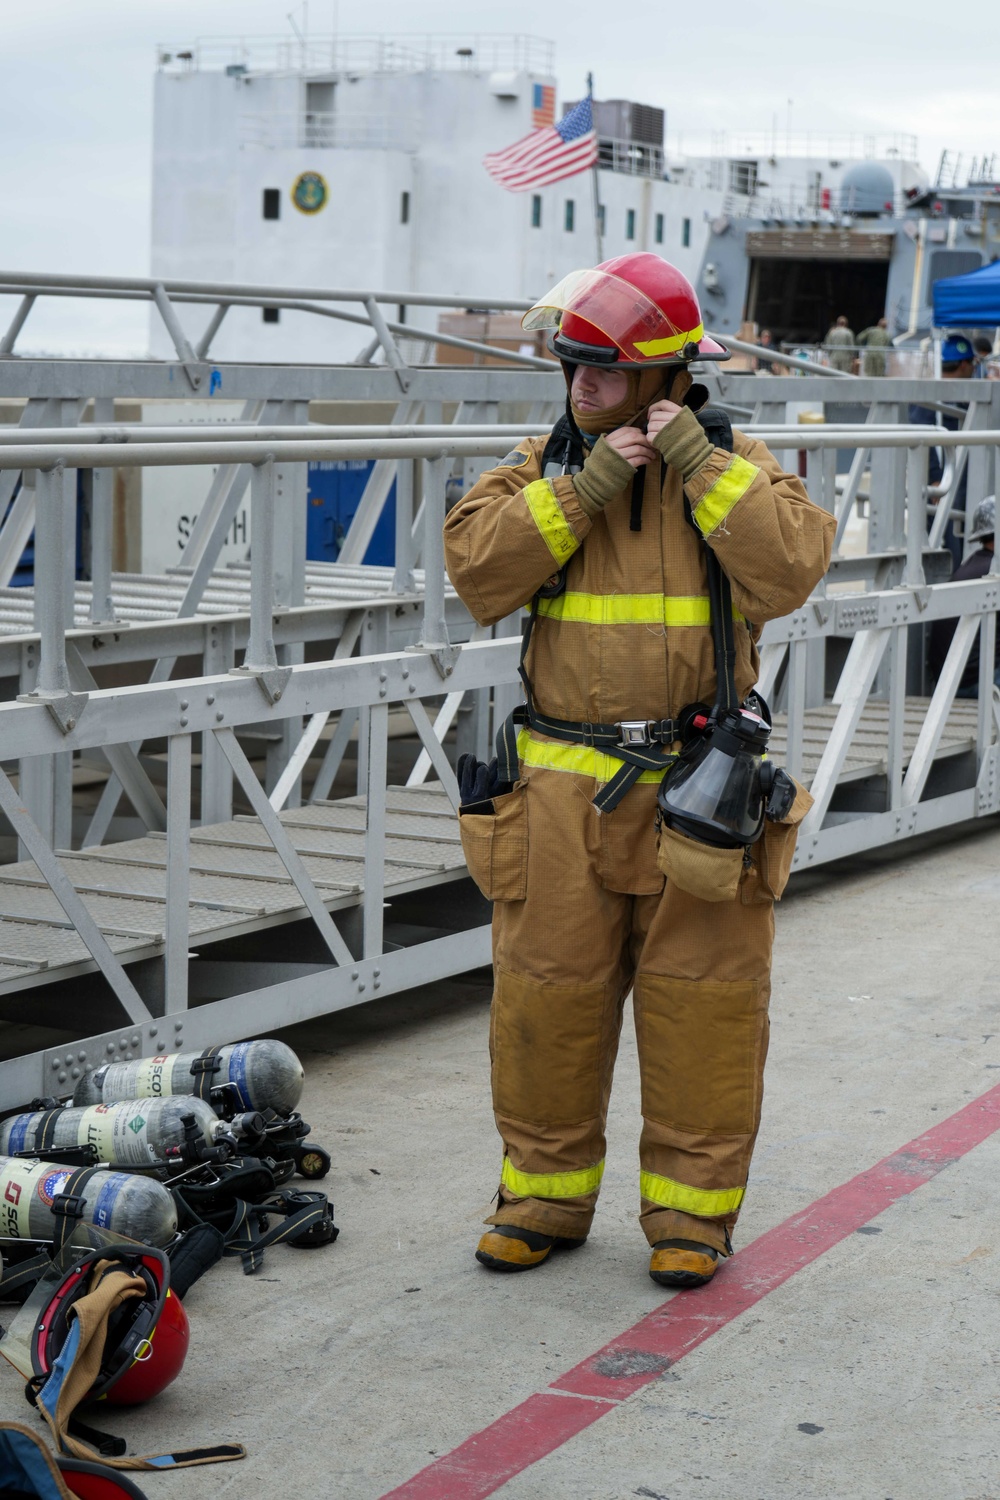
left=616, top=720, right=656, bottom=749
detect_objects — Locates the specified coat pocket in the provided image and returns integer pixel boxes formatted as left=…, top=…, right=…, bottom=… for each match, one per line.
left=458, top=781, right=529, bottom=901
left=750, top=778, right=813, bottom=902
left=656, top=823, right=744, bottom=903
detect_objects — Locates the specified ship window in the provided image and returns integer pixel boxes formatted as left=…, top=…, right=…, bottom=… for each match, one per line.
left=262, top=188, right=280, bottom=220
left=682, top=218, right=691, bottom=248
left=565, top=199, right=575, bottom=232
left=625, top=209, right=636, bottom=240
left=262, top=307, right=280, bottom=323
left=597, top=204, right=606, bottom=234
left=400, top=191, right=410, bottom=225
left=397, top=305, right=406, bottom=324
left=655, top=213, right=664, bottom=244
left=531, top=195, right=542, bottom=228
left=729, top=159, right=758, bottom=196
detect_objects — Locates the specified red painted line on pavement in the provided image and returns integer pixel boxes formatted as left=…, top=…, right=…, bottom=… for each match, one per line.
left=379, top=1082, right=1000, bottom=1500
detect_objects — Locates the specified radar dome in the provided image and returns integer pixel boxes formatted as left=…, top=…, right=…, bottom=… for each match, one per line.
left=839, top=162, right=895, bottom=217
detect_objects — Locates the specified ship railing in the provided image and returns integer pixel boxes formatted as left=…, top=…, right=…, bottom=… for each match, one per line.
left=597, top=138, right=664, bottom=179
left=156, top=34, right=555, bottom=77
left=676, top=129, right=919, bottom=163
left=0, top=412, right=997, bottom=1102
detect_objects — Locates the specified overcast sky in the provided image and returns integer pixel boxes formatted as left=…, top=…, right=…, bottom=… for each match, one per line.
left=2, top=0, right=998, bottom=353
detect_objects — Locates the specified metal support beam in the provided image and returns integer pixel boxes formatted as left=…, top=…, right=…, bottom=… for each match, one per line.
left=0, top=293, right=36, bottom=355
left=164, top=733, right=191, bottom=1012
left=88, top=397, right=116, bottom=623
left=362, top=703, right=388, bottom=960
left=195, top=302, right=229, bottom=361
left=364, top=296, right=410, bottom=392
left=214, top=727, right=354, bottom=965
left=151, top=283, right=202, bottom=389
left=0, top=762, right=152, bottom=1024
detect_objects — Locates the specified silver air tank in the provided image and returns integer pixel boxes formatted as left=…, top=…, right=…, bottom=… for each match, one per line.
left=0, top=1156, right=177, bottom=1247
left=74, top=1039, right=305, bottom=1115
left=0, top=1097, right=230, bottom=1169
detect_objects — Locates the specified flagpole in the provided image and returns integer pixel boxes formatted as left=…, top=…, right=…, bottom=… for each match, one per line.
left=588, top=72, right=602, bottom=262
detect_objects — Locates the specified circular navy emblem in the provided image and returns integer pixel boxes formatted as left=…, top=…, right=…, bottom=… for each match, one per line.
left=291, top=171, right=328, bottom=214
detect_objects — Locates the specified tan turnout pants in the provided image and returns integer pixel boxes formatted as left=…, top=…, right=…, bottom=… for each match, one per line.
left=481, top=767, right=778, bottom=1255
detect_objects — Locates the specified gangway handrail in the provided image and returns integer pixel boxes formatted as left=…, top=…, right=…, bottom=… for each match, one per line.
left=0, top=269, right=869, bottom=381
left=0, top=423, right=552, bottom=447
left=0, top=422, right=986, bottom=450
left=0, top=270, right=536, bottom=312
left=0, top=425, right=995, bottom=471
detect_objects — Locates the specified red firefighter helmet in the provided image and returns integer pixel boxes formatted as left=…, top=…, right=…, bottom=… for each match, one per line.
left=30, top=1246, right=189, bottom=1407
left=523, top=253, right=728, bottom=367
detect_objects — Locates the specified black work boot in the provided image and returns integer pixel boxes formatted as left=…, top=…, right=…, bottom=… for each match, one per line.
left=475, top=1224, right=587, bottom=1272
left=649, top=1237, right=720, bottom=1288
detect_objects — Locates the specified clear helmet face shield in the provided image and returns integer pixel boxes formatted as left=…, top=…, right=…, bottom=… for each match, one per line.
left=523, top=267, right=724, bottom=363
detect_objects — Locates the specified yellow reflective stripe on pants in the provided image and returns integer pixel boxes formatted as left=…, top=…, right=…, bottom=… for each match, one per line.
left=692, top=454, right=760, bottom=537
left=517, top=729, right=663, bottom=784
left=536, top=591, right=744, bottom=627
left=640, top=1169, right=745, bottom=1218
left=522, top=478, right=580, bottom=566
left=501, top=1157, right=605, bottom=1199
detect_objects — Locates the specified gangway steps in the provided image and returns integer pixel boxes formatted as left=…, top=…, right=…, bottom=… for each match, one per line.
left=0, top=697, right=982, bottom=998
left=0, top=561, right=454, bottom=633
left=0, top=786, right=464, bottom=995
left=768, top=696, right=979, bottom=783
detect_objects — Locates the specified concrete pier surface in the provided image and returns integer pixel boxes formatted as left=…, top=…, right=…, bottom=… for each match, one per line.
left=115, top=818, right=1000, bottom=1498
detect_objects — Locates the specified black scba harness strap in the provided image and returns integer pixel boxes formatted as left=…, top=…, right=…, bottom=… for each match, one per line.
left=172, top=1160, right=338, bottom=1276
left=502, top=407, right=739, bottom=813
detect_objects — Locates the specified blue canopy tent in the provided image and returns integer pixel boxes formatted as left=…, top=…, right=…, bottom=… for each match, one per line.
left=933, top=258, right=1000, bottom=326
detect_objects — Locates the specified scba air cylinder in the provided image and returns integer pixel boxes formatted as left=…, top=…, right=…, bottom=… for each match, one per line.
left=0, top=1156, right=177, bottom=1247
left=74, top=1040, right=305, bottom=1116
left=0, top=1097, right=230, bottom=1170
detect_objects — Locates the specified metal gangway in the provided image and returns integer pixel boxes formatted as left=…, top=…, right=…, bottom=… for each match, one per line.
left=0, top=271, right=995, bottom=1108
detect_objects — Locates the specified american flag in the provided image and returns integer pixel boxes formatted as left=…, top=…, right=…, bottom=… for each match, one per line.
left=531, top=82, right=555, bottom=128
left=483, top=94, right=597, bottom=193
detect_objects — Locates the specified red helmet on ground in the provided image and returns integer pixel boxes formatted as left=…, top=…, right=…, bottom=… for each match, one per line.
left=30, top=1246, right=189, bottom=1407
left=523, top=253, right=728, bottom=368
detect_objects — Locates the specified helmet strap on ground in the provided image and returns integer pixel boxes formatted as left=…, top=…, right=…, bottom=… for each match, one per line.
left=23, top=1256, right=245, bottom=1472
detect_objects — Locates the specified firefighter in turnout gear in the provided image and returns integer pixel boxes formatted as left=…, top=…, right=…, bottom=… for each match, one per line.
left=444, top=254, right=834, bottom=1287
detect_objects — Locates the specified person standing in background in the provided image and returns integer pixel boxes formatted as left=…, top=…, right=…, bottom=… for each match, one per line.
left=823, top=315, right=855, bottom=374
left=857, top=317, right=892, bottom=377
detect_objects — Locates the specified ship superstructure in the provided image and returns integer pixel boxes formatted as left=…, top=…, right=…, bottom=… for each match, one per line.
left=692, top=144, right=1000, bottom=348
left=151, top=34, right=725, bottom=362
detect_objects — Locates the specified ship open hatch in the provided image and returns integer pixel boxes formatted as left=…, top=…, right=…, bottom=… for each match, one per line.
left=747, top=256, right=890, bottom=346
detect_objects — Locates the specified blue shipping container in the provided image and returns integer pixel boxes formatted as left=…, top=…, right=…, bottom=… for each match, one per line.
left=306, top=460, right=396, bottom=566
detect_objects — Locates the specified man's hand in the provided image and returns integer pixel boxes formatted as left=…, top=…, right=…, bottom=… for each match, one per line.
left=645, top=400, right=684, bottom=442
left=603, top=426, right=657, bottom=468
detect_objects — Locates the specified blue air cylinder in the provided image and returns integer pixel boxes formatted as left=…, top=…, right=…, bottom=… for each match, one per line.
left=0, top=1156, right=177, bottom=1247
left=73, top=1040, right=305, bottom=1115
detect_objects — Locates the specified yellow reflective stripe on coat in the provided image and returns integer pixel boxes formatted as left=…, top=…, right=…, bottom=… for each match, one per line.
left=692, top=454, right=760, bottom=537
left=633, top=323, right=705, bottom=358
left=501, top=1157, right=605, bottom=1199
left=640, top=1169, right=744, bottom=1217
left=517, top=729, right=663, bottom=784
left=536, top=592, right=744, bottom=627
left=521, top=479, right=580, bottom=566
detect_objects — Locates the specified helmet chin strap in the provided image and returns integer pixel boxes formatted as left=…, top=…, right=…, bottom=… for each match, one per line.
left=566, top=364, right=688, bottom=439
